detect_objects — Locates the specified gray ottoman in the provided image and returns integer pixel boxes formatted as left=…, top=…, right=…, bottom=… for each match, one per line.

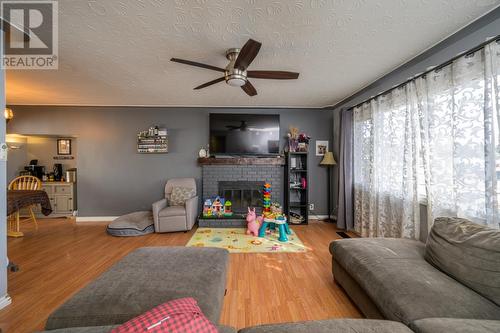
left=45, top=247, right=229, bottom=330
left=106, top=211, right=154, bottom=236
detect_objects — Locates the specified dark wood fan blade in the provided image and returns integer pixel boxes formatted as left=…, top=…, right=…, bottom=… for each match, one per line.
left=247, top=70, right=299, bottom=80
left=234, top=39, right=261, bottom=70
left=194, top=77, right=225, bottom=90
left=171, top=58, right=225, bottom=72
left=241, top=81, right=257, bottom=96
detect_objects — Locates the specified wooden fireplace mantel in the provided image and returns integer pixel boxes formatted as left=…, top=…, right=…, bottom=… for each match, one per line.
left=198, top=156, right=285, bottom=166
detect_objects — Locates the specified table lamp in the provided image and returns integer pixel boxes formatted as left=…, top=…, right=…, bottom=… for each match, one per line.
left=320, top=151, right=336, bottom=222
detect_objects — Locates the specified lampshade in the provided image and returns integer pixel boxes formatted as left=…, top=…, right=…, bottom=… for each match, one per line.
left=320, top=151, right=336, bottom=166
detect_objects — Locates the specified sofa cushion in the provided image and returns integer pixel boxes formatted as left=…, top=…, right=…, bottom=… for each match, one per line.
left=38, top=325, right=237, bottom=333
left=425, top=217, right=500, bottom=306
left=45, top=247, right=229, bottom=330
left=110, top=297, right=217, bottom=333
left=238, top=319, right=413, bottom=333
left=159, top=206, right=186, bottom=217
left=169, top=186, right=195, bottom=206
left=330, top=239, right=500, bottom=324
left=410, top=318, right=500, bottom=333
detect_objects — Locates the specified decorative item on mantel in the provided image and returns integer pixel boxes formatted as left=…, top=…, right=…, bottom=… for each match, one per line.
left=287, top=126, right=310, bottom=152
left=137, top=126, right=168, bottom=153
left=198, top=145, right=209, bottom=158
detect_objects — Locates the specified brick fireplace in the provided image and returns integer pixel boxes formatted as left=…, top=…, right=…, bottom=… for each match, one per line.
left=198, top=157, right=284, bottom=227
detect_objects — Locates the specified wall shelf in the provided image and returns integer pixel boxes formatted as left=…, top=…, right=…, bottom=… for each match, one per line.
left=137, top=135, right=168, bottom=153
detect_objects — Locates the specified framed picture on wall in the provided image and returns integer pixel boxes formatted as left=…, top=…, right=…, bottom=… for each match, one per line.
left=316, top=140, right=329, bottom=156
left=57, top=139, right=71, bottom=155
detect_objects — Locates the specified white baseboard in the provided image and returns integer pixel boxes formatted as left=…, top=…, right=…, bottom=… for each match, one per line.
left=76, top=216, right=118, bottom=222
left=76, top=215, right=336, bottom=222
left=309, top=215, right=337, bottom=220
left=0, top=295, right=12, bottom=310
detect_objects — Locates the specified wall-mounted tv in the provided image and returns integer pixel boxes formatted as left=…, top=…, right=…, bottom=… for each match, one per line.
left=209, top=113, right=280, bottom=156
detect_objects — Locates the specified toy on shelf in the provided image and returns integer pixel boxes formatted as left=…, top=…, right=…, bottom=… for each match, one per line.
left=203, top=196, right=230, bottom=217
left=224, top=200, right=233, bottom=217
left=211, top=196, right=224, bottom=215
left=203, top=199, right=213, bottom=217
left=246, top=207, right=262, bottom=237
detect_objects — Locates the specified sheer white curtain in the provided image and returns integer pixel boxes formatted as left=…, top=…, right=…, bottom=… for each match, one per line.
left=353, top=39, right=500, bottom=238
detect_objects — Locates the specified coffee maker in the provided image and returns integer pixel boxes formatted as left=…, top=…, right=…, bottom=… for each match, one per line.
left=23, top=160, right=45, bottom=179
left=53, top=163, right=63, bottom=181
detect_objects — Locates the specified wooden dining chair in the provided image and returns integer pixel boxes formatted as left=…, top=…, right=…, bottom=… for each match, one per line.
left=8, top=175, right=42, bottom=230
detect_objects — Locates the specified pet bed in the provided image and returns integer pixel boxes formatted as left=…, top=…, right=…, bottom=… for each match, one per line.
left=107, top=211, right=154, bottom=236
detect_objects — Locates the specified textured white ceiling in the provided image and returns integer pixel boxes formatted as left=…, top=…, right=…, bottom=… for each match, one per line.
left=5, top=0, right=499, bottom=107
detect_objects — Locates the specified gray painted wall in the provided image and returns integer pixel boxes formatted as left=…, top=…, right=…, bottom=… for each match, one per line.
left=7, top=107, right=332, bottom=216
left=330, top=7, right=500, bottom=230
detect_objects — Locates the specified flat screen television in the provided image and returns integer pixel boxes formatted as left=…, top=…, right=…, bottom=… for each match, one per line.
left=209, top=113, right=280, bottom=156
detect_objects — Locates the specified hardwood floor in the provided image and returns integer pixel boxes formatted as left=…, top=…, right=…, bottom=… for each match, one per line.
left=0, top=218, right=361, bottom=332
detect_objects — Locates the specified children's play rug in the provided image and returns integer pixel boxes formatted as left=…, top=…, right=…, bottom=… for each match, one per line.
left=186, top=228, right=307, bottom=253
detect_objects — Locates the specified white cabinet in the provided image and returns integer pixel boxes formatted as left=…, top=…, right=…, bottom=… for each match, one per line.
left=36, top=182, right=76, bottom=217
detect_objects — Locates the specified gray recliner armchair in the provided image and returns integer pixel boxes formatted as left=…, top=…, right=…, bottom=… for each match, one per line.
left=152, top=178, right=198, bottom=233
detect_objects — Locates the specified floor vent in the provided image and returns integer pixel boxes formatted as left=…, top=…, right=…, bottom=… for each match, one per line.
left=336, top=231, right=351, bottom=239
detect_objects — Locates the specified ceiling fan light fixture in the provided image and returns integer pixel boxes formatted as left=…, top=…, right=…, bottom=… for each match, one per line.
left=226, top=75, right=246, bottom=87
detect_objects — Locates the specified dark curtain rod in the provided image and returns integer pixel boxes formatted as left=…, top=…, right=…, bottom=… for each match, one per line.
left=348, top=34, right=500, bottom=111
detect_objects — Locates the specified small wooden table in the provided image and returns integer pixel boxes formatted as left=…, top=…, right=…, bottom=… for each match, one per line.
left=7, top=190, right=52, bottom=237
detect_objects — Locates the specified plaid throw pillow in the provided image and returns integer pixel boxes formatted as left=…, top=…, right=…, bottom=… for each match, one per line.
left=169, top=187, right=195, bottom=206
left=110, top=297, right=218, bottom=333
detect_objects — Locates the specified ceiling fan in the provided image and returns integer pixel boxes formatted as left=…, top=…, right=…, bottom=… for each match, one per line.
left=171, top=39, right=299, bottom=96
left=227, top=121, right=249, bottom=131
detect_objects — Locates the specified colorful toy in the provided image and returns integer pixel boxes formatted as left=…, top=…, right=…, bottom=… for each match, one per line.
left=259, top=215, right=291, bottom=242
left=270, top=202, right=282, bottom=216
left=224, top=200, right=233, bottom=217
left=203, top=199, right=213, bottom=217
left=262, top=183, right=273, bottom=218
left=211, top=196, right=224, bottom=215
left=246, top=207, right=263, bottom=237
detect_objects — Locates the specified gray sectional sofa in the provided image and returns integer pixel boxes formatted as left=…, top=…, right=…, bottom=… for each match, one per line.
left=41, top=217, right=499, bottom=333
left=331, top=217, right=500, bottom=333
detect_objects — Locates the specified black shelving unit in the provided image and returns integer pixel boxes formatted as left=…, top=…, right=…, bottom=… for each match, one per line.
left=285, top=151, right=308, bottom=225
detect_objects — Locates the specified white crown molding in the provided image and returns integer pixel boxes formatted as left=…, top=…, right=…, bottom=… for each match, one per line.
left=5, top=103, right=323, bottom=109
